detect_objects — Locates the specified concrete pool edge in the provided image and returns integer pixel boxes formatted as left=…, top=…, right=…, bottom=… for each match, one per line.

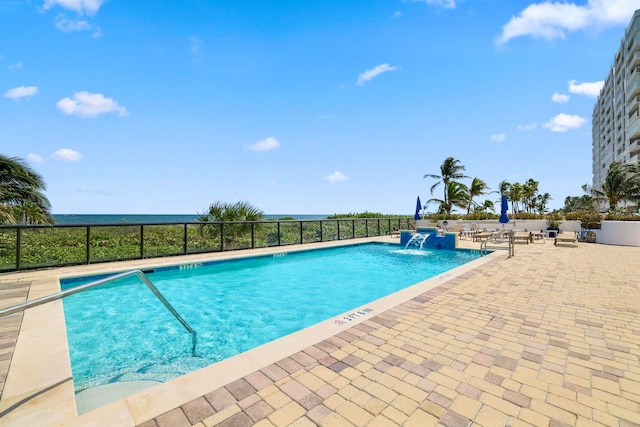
left=0, top=237, right=502, bottom=426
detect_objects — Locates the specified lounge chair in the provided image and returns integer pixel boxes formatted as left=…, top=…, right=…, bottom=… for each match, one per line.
left=512, top=231, right=532, bottom=244
left=530, top=231, right=545, bottom=243
left=473, top=231, right=492, bottom=242
left=554, top=230, right=577, bottom=246
left=450, top=224, right=466, bottom=234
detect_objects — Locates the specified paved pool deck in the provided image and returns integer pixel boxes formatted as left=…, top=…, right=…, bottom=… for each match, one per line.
left=0, top=236, right=639, bottom=426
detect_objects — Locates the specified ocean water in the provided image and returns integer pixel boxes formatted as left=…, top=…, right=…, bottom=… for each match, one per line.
left=52, top=214, right=328, bottom=225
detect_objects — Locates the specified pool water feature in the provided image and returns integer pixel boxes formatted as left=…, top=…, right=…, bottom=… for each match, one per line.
left=61, top=243, right=480, bottom=394
left=404, top=232, right=430, bottom=249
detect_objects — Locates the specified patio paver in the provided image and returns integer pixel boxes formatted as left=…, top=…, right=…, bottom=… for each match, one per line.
left=1, top=238, right=640, bottom=426
left=140, top=241, right=640, bottom=426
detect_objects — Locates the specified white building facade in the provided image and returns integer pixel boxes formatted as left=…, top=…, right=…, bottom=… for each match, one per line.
left=592, top=9, right=640, bottom=196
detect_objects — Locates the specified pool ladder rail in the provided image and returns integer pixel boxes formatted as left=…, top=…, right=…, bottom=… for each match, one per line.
left=479, top=229, right=515, bottom=258
left=0, top=269, right=198, bottom=357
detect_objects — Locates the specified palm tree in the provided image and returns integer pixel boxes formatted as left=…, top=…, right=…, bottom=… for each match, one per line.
left=0, top=188, right=14, bottom=224
left=0, top=154, right=53, bottom=224
left=591, top=161, right=640, bottom=212
left=424, top=157, right=469, bottom=211
left=465, top=177, right=491, bottom=214
left=198, top=200, right=264, bottom=249
left=426, top=181, right=469, bottom=215
left=534, top=192, right=552, bottom=214
left=563, top=184, right=595, bottom=212
left=497, top=180, right=511, bottom=196
left=475, top=199, right=495, bottom=213
left=521, top=179, right=539, bottom=213
left=507, top=183, right=523, bottom=214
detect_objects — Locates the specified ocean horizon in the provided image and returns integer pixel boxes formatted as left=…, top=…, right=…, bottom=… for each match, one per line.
left=52, top=214, right=329, bottom=225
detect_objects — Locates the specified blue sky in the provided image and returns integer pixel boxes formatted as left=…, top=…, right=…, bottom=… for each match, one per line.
left=2, top=0, right=640, bottom=215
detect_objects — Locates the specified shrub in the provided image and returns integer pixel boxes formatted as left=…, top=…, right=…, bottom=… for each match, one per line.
left=326, top=212, right=409, bottom=219
left=564, top=210, right=603, bottom=229
left=545, top=212, right=563, bottom=229
left=511, top=213, right=544, bottom=220
left=605, top=213, right=640, bottom=221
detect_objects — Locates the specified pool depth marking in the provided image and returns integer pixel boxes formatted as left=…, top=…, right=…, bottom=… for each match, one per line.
left=334, top=307, right=374, bottom=325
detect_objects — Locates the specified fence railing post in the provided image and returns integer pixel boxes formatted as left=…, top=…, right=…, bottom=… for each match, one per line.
left=299, top=221, right=303, bottom=244
left=15, top=227, right=21, bottom=271
left=183, top=224, right=188, bottom=255
left=86, top=226, right=91, bottom=264
left=140, top=225, right=145, bottom=259
left=220, top=223, right=224, bottom=252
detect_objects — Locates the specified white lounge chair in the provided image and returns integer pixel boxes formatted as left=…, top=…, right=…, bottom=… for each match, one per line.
left=554, top=231, right=577, bottom=246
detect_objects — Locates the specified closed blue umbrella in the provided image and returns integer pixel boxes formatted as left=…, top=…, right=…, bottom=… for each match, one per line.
left=414, top=196, right=422, bottom=221
left=499, top=194, right=509, bottom=224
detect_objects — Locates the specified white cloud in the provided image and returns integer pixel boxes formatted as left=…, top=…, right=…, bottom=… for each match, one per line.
left=403, top=0, right=457, bottom=9
left=249, top=137, right=280, bottom=152
left=76, top=186, right=108, bottom=195
left=42, top=0, right=106, bottom=15
left=518, top=123, right=537, bottom=131
left=3, top=86, right=38, bottom=99
left=324, top=170, right=348, bottom=183
left=55, top=14, right=92, bottom=32
left=27, top=153, right=44, bottom=164
left=393, top=11, right=402, bottom=18
left=497, top=0, right=640, bottom=45
left=189, top=36, right=203, bottom=54
left=56, top=91, right=127, bottom=118
left=52, top=148, right=84, bottom=161
left=552, top=92, right=570, bottom=103
left=356, top=63, right=399, bottom=86
left=568, top=79, right=604, bottom=97
left=491, top=133, right=506, bottom=142
left=543, top=113, right=586, bottom=132
left=7, top=61, right=22, bottom=70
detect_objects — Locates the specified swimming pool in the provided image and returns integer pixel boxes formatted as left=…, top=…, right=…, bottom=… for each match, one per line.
left=61, top=243, right=481, bottom=394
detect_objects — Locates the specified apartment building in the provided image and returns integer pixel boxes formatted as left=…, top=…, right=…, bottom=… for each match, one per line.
left=592, top=9, right=640, bottom=195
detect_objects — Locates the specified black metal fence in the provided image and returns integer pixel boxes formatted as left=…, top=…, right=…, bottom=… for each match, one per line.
left=0, top=218, right=412, bottom=272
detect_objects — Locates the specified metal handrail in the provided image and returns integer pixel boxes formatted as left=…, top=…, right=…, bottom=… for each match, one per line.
left=0, top=269, right=197, bottom=356
left=480, top=229, right=514, bottom=258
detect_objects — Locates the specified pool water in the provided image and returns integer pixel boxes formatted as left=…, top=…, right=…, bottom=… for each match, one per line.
left=62, top=243, right=480, bottom=392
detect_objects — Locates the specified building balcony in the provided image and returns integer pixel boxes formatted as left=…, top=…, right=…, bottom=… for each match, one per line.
left=628, top=118, right=640, bottom=140
left=630, top=140, right=640, bottom=156
left=625, top=30, right=640, bottom=52
left=626, top=73, right=640, bottom=99
left=627, top=47, right=640, bottom=69
left=628, top=93, right=640, bottom=109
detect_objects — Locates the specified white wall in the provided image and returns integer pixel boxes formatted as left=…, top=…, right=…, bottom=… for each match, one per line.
left=597, top=221, right=640, bottom=246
